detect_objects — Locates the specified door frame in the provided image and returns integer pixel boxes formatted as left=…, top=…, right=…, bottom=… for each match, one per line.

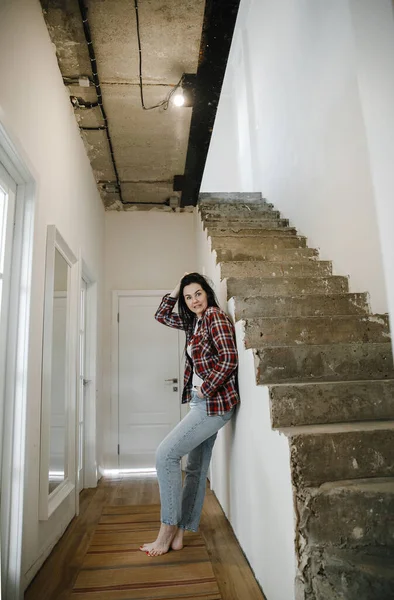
left=111, top=290, right=183, bottom=471
left=0, top=122, right=35, bottom=600
left=75, top=256, right=98, bottom=515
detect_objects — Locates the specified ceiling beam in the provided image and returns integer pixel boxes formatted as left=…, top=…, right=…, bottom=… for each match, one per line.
left=180, top=0, right=241, bottom=207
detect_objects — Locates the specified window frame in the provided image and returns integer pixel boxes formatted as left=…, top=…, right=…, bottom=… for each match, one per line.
left=0, top=164, right=17, bottom=429
left=0, top=122, right=36, bottom=600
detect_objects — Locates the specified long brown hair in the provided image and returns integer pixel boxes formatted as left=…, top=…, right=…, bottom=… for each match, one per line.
left=178, top=272, right=219, bottom=333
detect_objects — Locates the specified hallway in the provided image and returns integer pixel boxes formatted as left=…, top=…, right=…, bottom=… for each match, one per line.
left=2, top=1, right=394, bottom=598
left=24, top=475, right=266, bottom=600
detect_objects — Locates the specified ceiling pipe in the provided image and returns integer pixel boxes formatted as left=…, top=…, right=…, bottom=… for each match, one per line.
left=77, top=0, right=125, bottom=204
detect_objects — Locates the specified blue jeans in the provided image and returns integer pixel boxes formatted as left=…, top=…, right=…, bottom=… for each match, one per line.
left=155, top=391, right=235, bottom=531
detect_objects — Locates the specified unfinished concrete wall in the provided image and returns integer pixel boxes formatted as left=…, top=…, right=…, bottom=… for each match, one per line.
left=201, top=0, right=391, bottom=322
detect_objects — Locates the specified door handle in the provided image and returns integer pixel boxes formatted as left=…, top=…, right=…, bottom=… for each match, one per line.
left=165, top=378, right=178, bottom=383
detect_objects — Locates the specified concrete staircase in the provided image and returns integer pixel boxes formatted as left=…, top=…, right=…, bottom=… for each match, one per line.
left=198, top=192, right=394, bottom=600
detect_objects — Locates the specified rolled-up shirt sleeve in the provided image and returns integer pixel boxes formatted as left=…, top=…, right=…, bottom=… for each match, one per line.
left=200, top=310, right=238, bottom=398
left=154, top=293, right=185, bottom=330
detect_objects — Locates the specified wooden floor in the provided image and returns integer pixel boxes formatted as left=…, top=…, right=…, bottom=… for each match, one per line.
left=25, top=474, right=266, bottom=600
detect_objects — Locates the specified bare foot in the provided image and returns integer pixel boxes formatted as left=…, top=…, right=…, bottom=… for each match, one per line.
left=139, top=523, right=177, bottom=556
left=171, top=527, right=184, bottom=551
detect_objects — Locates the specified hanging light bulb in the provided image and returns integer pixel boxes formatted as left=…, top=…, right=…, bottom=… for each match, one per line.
left=171, top=74, right=196, bottom=108
left=173, top=91, right=185, bottom=107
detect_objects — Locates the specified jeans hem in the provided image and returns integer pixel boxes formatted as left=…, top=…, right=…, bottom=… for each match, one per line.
left=178, top=524, right=198, bottom=532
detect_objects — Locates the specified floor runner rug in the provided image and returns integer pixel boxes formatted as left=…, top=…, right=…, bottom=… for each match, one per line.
left=71, top=504, right=222, bottom=600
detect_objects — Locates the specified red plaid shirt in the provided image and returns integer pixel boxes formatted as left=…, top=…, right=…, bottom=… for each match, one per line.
left=155, top=294, right=239, bottom=416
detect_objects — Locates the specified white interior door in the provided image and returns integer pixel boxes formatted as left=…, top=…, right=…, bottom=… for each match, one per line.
left=118, top=294, right=181, bottom=469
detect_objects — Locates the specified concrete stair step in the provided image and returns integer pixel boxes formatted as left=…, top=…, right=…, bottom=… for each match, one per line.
left=207, top=226, right=298, bottom=237
left=213, top=234, right=308, bottom=249
left=298, top=477, right=394, bottom=549
left=203, top=210, right=285, bottom=219
left=200, top=202, right=279, bottom=213
left=201, top=208, right=278, bottom=219
left=269, top=380, right=394, bottom=427
left=200, top=204, right=276, bottom=215
left=290, top=428, right=394, bottom=486
left=308, top=547, right=394, bottom=600
left=215, top=245, right=319, bottom=262
left=199, top=198, right=272, bottom=210
left=203, top=211, right=284, bottom=220
left=245, top=314, right=390, bottom=348
left=213, top=233, right=309, bottom=247
left=204, top=218, right=290, bottom=228
left=221, top=260, right=332, bottom=279
left=234, top=293, right=370, bottom=319
left=199, top=192, right=264, bottom=202
left=227, top=276, right=349, bottom=298
left=255, top=342, right=394, bottom=384
left=213, top=235, right=314, bottom=253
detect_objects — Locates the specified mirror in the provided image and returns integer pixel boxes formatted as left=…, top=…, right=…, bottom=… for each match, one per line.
left=48, top=248, right=68, bottom=493
left=39, top=226, right=77, bottom=519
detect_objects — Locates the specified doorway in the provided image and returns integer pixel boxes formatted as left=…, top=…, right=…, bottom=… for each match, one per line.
left=76, top=260, right=98, bottom=508
left=113, top=291, right=182, bottom=470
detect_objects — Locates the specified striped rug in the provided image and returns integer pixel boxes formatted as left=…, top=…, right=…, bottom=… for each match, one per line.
left=71, top=504, right=222, bottom=600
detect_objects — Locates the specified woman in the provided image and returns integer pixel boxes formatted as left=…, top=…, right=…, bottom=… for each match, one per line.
left=140, top=272, right=239, bottom=556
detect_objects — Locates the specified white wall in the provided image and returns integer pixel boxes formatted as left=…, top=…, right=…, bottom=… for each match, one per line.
left=102, top=210, right=196, bottom=468
left=201, top=0, right=393, bottom=317
left=349, top=0, right=394, bottom=337
left=0, top=0, right=105, bottom=587
left=195, top=213, right=296, bottom=600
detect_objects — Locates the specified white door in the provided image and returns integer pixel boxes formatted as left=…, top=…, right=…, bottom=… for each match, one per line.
left=118, top=294, right=181, bottom=469
left=78, top=278, right=88, bottom=491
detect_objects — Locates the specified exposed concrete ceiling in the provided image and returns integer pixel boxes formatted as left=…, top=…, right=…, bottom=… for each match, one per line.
left=40, top=0, right=240, bottom=210
left=40, top=0, right=203, bottom=210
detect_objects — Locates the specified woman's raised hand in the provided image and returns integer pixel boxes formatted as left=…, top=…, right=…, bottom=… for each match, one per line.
left=170, top=272, right=189, bottom=299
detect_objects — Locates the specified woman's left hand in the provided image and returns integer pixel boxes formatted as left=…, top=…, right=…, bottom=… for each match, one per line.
left=195, top=386, right=204, bottom=399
